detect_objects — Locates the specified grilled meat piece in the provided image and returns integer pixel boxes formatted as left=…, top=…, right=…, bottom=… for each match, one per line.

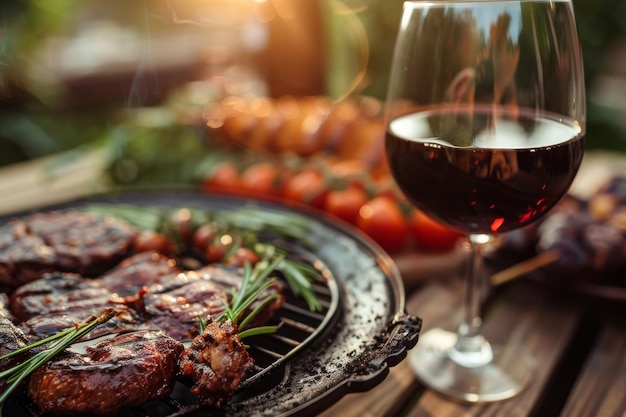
left=0, top=210, right=137, bottom=291
left=0, top=294, right=30, bottom=393
left=10, top=272, right=142, bottom=340
left=0, top=220, right=58, bottom=292
left=178, top=319, right=255, bottom=407
left=24, top=210, right=137, bottom=277
left=27, top=330, right=184, bottom=416
left=19, top=306, right=142, bottom=341
left=97, top=251, right=181, bottom=296
left=9, top=272, right=114, bottom=322
left=138, top=265, right=284, bottom=341
left=139, top=269, right=231, bottom=341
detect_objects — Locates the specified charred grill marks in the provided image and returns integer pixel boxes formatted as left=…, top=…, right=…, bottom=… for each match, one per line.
left=0, top=209, right=293, bottom=415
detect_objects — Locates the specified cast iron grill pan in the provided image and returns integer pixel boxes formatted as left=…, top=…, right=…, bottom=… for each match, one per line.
left=1, top=190, right=422, bottom=417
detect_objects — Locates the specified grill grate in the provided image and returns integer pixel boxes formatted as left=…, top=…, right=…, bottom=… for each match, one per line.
left=7, top=251, right=340, bottom=417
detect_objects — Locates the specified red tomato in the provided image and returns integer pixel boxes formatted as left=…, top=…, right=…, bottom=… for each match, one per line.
left=202, top=161, right=241, bottom=193
left=240, top=162, right=281, bottom=198
left=281, top=168, right=328, bottom=209
left=409, top=210, right=464, bottom=252
left=206, top=240, right=229, bottom=263
left=192, top=223, right=218, bottom=252
left=355, top=196, right=408, bottom=253
left=324, top=186, right=369, bottom=225
left=327, top=159, right=369, bottom=190
left=133, top=230, right=174, bottom=256
left=225, top=247, right=261, bottom=267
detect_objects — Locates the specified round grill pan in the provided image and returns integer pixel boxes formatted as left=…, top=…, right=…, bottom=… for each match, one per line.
left=1, top=189, right=422, bottom=417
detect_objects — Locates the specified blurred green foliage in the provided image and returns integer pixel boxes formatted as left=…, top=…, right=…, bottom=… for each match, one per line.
left=326, top=0, right=626, bottom=153
left=0, top=0, right=624, bottom=172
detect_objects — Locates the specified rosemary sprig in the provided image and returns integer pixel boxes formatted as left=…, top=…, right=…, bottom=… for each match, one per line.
left=254, top=243, right=322, bottom=312
left=83, top=203, right=323, bottom=312
left=0, top=308, right=118, bottom=413
left=217, top=259, right=282, bottom=331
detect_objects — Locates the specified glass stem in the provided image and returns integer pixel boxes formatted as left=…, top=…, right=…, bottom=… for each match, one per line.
left=448, top=234, right=493, bottom=368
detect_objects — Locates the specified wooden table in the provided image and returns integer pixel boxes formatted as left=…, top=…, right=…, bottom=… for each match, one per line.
left=320, top=272, right=626, bottom=417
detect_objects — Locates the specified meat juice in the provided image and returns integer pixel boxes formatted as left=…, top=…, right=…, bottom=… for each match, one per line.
left=385, top=107, right=584, bottom=235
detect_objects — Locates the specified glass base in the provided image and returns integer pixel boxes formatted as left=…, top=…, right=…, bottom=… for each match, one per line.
left=409, top=328, right=535, bottom=403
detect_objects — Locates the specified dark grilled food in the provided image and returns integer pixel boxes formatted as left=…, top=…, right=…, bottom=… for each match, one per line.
left=9, top=272, right=113, bottom=322
left=0, top=210, right=137, bottom=291
left=137, top=265, right=284, bottom=341
left=0, top=220, right=58, bottom=292
left=0, top=293, right=30, bottom=393
left=0, top=208, right=293, bottom=413
left=178, top=319, right=255, bottom=407
left=10, top=272, right=141, bottom=340
left=97, top=251, right=181, bottom=296
left=27, top=330, right=184, bottom=416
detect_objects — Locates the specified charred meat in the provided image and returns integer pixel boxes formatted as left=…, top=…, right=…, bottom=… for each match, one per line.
left=0, top=220, right=59, bottom=292
left=97, top=251, right=180, bottom=296
left=0, top=211, right=136, bottom=291
left=136, top=265, right=284, bottom=341
left=27, top=330, right=184, bottom=416
left=178, top=319, right=255, bottom=408
left=9, top=272, right=115, bottom=322
left=0, top=294, right=30, bottom=393
left=10, top=272, right=142, bottom=340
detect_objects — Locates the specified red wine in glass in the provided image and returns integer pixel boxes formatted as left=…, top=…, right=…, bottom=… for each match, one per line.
left=386, top=105, right=584, bottom=236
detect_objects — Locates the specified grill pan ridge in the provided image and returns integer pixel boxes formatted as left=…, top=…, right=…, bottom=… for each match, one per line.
left=1, top=190, right=422, bottom=417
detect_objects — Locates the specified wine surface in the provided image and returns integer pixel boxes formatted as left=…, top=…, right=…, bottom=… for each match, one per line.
left=386, top=107, right=584, bottom=234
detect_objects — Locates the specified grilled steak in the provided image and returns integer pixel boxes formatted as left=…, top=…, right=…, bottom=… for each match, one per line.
left=0, top=294, right=30, bottom=393
left=137, top=265, right=284, bottom=341
left=0, top=220, right=58, bottom=292
left=10, top=272, right=142, bottom=340
left=0, top=210, right=137, bottom=291
left=27, top=330, right=184, bottom=416
left=9, top=272, right=115, bottom=322
left=97, top=251, right=181, bottom=296
left=178, top=319, right=255, bottom=407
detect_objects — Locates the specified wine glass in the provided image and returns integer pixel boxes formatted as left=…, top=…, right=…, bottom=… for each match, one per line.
left=385, top=0, right=585, bottom=403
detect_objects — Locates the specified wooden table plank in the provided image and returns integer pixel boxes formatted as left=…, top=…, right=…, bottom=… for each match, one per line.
left=560, top=319, right=626, bottom=417
left=0, top=148, right=109, bottom=216
left=406, top=281, right=583, bottom=417
left=322, top=278, right=584, bottom=417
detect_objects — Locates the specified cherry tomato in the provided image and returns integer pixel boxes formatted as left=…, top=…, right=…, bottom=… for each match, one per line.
left=225, top=247, right=261, bottom=267
left=409, top=209, right=464, bottom=252
left=133, top=230, right=174, bottom=256
left=356, top=195, right=408, bottom=253
left=240, top=162, right=282, bottom=198
left=202, top=161, right=241, bottom=193
left=327, top=159, right=369, bottom=190
left=192, top=223, right=218, bottom=252
left=281, top=168, right=328, bottom=209
left=168, top=208, right=194, bottom=245
left=324, top=186, right=369, bottom=225
left=206, top=240, right=229, bottom=263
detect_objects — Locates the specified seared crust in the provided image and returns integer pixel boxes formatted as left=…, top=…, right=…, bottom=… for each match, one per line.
left=0, top=211, right=137, bottom=291
left=27, top=330, right=184, bottom=416
left=178, top=320, right=255, bottom=407
left=97, top=251, right=181, bottom=296
left=0, top=293, right=30, bottom=393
